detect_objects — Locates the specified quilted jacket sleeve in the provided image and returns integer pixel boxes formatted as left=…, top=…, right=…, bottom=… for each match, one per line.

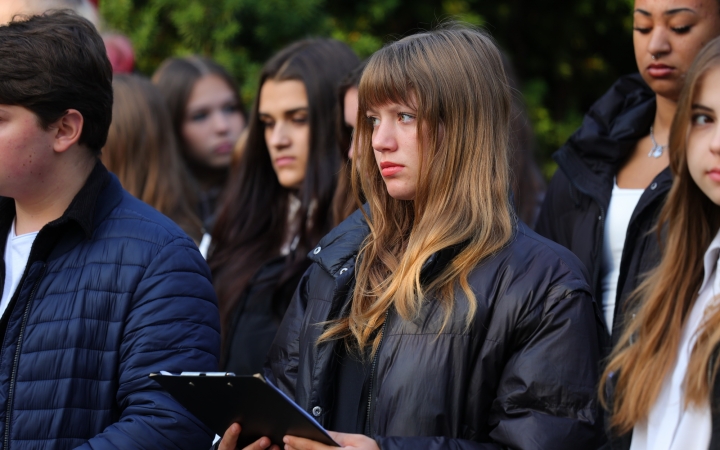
left=76, top=238, right=221, bottom=450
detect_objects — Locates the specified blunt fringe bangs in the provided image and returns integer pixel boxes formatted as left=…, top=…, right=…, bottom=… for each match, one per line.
left=0, top=10, right=112, bottom=153
left=360, top=50, right=412, bottom=114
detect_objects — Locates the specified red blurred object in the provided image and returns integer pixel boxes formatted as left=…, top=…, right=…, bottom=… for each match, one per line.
left=89, top=0, right=99, bottom=6
left=103, top=34, right=135, bottom=74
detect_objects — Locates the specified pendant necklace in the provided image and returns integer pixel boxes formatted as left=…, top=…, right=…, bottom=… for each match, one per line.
left=648, top=126, right=667, bottom=158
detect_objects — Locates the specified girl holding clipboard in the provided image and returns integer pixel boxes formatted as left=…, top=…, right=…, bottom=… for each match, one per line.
left=220, top=25, right=605, bottom=450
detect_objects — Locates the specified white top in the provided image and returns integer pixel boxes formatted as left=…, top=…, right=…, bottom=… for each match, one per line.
left=198, top=233, right=212, bottom=260
left=0, top=220, right=39, bottom=318
left=629, top=229, right=720, bottom=450
left=601, top=181, right=644, bottom=332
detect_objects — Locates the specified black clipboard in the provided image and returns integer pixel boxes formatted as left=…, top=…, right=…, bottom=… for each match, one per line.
left=150, top=372, right=339, bottom=448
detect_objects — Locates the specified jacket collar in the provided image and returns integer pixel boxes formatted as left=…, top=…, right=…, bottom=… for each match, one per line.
left=0, top=160, right=114, bottom=240
left=554, top=74, right=656, bottom=190
left=308, top=206, right=469, bottom=282
left=308, top=207, right=369, bottom=277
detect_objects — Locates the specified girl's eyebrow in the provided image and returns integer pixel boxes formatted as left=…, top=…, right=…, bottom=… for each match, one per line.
left=692, top=103, right=713, bottom=112
left=282, top=107, right=309, bottom=116
left=664, top=7, right=696, bottom=16
left=634, top=7, right=696, bottom=16
left=259, top=107, right=308, bottom=117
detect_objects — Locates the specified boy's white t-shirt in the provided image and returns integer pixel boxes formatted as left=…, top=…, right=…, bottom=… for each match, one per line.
left=0, top=220, right=39, bottom=317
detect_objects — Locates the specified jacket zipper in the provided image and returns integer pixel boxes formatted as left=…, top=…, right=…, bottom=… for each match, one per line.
left=4, top=265, right=45, bottom=449
left=594, top=205, right=606, bottom=302
left=565, top=178, right=606, bottom=312
left=364, top=309, right=390, bottom=437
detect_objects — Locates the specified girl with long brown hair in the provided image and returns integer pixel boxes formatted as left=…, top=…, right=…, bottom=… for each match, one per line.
left=152, top=56, right=246, bottom=229
left=602, top=36, right=720, bottom=449
left=208, top=39, right=359, bottom=376
left=218, top=25, right=603, bottom=450
left=102, top=74, right=204, bottom=245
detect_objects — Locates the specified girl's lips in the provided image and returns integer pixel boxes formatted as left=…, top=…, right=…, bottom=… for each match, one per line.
left=708, top=169, right=720, bottom=183
left=215, top=142, right=233, bottom=154
left=275, top=156, right=295, bottom=167
left=380, top=162, right=404, bottom=177
left=647, top=64, right=674, bottom=78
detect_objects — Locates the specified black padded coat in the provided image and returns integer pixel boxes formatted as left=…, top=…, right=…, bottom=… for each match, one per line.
left=222, top=255, right=307, bottom=375
left=264, top=209, right=606, bottom=449
left=535, top=74, right=670, bottom=346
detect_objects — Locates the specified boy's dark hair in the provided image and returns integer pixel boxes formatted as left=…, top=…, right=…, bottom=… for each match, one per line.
left=0, top=10, right=112, bottom=154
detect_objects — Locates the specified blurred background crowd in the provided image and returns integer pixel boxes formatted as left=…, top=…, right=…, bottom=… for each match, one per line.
left=0, top=0, right=636, bottom=373
left=2, top=0, right=639, bottom=177
left=0, top=0, right=637, bottom=375
left=96, top=0, right=636, bottom=179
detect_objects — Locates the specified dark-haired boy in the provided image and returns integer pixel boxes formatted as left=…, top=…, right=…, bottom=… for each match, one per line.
left=0, top=11, right=220, bottom=449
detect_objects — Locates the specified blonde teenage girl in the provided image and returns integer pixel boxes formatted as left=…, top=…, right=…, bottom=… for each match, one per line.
left=219, top=26, right=604, bottom=450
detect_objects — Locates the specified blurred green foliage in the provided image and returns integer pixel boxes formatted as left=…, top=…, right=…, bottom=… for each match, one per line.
left=100, top=0, right=639, bottom=177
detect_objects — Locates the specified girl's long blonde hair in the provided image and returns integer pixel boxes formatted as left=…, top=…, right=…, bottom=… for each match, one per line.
left=319, top=26, right=515, bottom=354
left=601, top=36, right=720, bottom=434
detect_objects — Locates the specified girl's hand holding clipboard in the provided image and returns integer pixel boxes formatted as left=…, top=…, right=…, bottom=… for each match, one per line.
left=283, top=432, right=379, bottom=450
left=218, top=424, right=379, bottom=450
left=218, top=423, right=278, bottom=450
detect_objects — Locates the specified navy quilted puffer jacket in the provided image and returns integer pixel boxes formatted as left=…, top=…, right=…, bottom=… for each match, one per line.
left=0, top=163, right=221, bottom=449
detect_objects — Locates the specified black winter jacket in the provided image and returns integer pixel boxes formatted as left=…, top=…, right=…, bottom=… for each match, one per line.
left=223, top=255, right=308, bottom=375
left=264, top=209, right=606, bottom=449
left=535, top=74, right=671, bottom=345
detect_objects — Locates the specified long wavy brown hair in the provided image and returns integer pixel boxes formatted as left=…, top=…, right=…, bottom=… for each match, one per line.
left=601, top=36, right=720, bottom=434
left=102, top=74, right=203, bottom=242
left=319, top=26, right=516, bottom=355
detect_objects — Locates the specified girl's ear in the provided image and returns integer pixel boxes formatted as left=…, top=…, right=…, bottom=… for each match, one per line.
left=51, top=109, right=84, bottom=154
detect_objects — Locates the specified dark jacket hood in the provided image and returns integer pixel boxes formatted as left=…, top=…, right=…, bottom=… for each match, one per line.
left=554, top=74, right=656, bottom=188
